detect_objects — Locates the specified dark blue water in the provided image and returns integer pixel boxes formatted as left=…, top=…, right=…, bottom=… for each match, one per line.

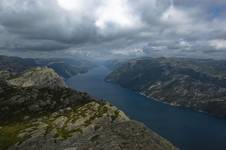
left=67, top=66, right=226, bottom=150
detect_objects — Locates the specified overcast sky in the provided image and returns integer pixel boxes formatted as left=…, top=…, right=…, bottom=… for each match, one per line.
left=0, top=0, right=226, bottom=59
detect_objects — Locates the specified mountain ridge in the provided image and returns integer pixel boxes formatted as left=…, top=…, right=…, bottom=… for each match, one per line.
left=7, top=67, right=66, bottom=88
left=106, top=57, right=226, bottom=118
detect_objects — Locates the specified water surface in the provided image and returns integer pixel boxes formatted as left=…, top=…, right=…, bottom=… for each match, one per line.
left=67, top=66, right=226, bottom=150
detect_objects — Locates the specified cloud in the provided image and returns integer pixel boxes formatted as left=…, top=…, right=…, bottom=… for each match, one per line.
left=0, top=0, right=226, bottom=59
left=161, top=5, right=192, bottom=25
left=209, top=39, right=226, bottom=50
left=95, top=0, right=139, bottom=29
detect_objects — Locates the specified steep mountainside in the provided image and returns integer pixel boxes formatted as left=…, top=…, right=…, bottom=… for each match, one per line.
left=0, top=67, right=177, bottom=150
left=47, top=62, right=87, bottom=78
left=106, top=57, right=226, bottom=118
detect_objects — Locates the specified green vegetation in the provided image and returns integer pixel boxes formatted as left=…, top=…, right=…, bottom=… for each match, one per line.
left=0, top=122, right=31, bottom=150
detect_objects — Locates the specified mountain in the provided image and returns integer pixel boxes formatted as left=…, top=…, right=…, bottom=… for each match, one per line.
left=0, top=70, right=14, bottom=80
left=35, top=58, right=96, bottom=78
left=0, top=55, right=95, bottom=79
left=0, top=66, right=177, bottom=149
left=7, top=67, right=66, bottom=88
left=106, top=57, right=226, bottom=118
left=0, top=55, right=37, bottom=73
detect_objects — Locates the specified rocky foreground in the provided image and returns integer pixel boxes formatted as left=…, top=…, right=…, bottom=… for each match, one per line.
left=0, top=66, right=177, bottom=150
left=106, top=57, right=226, bottom=118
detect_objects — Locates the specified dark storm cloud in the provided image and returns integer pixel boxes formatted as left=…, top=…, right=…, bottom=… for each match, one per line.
left=0, top=0, right=226, bottom=59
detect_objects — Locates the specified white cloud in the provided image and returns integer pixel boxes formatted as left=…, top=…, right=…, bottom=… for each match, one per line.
left=209, top=39, right=226, bottom=50
left=95, top=0, right=141, bottom=31
left=161, top=5, right=192, bottom=25
left=112, top=48, right=144, bottom=56
left=57, top=0, right=142, bottom=31
left=57, top=0, right=82, bottom=11
left=179, top=39, right=191, bottom=48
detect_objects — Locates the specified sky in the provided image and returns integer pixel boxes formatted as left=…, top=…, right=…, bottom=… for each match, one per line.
left=0, top=0, right=226, bottom=59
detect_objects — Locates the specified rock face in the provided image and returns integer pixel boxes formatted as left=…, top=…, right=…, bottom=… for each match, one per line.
left=2, top=102, right=176, bottom=150
left=8, top=67, right=66, bottom=88
left=0, top=66, right=178, bottom=150
left=106, top=57, right=226, bottom=118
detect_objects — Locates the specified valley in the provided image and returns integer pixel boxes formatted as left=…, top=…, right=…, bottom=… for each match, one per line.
left=0, top=55, right=177, bottom=150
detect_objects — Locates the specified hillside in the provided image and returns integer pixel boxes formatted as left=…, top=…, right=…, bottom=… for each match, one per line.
left=106, top=57, right=226, bottom=118
left=0, top=55, right=94, bottom=79
left=0, top=55, right=37, bottom=73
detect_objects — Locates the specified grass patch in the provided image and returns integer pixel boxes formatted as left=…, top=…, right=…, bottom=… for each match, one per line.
left=0, top=123, right=29, bottom=150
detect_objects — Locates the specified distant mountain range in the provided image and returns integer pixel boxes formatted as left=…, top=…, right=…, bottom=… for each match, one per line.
left=0, top=55, right=177, bottom=150
left=0, top=55, right=95, bottom=79
left=106, top=57, right=226, bottom=118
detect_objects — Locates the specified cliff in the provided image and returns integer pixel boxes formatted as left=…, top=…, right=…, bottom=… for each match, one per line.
left=8, top=67, right=66, bottom=88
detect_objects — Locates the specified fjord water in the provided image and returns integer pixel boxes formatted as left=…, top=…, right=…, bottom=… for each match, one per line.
left=67, top=66, right=226, bottom=150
